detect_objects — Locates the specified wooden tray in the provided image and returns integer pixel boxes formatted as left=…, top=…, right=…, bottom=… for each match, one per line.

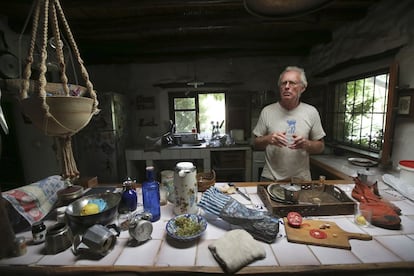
left=257, top=183, right=356, bottom=217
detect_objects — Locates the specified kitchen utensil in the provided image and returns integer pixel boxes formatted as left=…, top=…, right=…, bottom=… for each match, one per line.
left=357, top=167, right=378, bottom=186
left=228, top=183, right=251, bottom=201
left=80, top=224, right=116, bottom=256
left=45, top=222, right=73, bottom=254
left=0, top=88, right=8, bottom=136
left=348, top=157, right=378, bottom=167
left=281, top=183, right=301, bottom=204
left=166, top=213, right=207, bottom=242
left=283, top=218, right=372, bottom=250
left=266, top=183, right=287, bottom=203
left=65, top=192, right=121, bottom=235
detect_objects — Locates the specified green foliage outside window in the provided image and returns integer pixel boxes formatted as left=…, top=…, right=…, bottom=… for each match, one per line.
left=172, top=93, right=225, bottom=135
left=333, top=73, right=388, bottom=152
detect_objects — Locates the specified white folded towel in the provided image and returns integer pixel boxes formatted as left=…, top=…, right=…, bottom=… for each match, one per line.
left=208, top=229, right=266, bottom=274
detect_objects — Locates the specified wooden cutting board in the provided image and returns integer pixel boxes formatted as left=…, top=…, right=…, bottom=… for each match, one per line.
left=283, top=218, right=372, bottom=250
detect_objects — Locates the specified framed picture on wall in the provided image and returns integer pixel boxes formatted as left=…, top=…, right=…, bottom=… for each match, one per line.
left=397, top=88, right=414, bottom=118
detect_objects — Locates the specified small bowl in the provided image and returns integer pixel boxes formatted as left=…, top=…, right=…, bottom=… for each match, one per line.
left=166, top=214, right=207, bottom=242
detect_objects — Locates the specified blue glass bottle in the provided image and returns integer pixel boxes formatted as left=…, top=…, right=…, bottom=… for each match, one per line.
left=142, top=166, right=161, bottom=222
left=120, top=177, right=137, bottom=213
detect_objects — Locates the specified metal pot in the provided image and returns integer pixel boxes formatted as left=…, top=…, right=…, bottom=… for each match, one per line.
left=282, top=184, right=301, bottom=204
left=357, top=168, right=378, bottom=186
left=45, top=222, right=73, bottom=255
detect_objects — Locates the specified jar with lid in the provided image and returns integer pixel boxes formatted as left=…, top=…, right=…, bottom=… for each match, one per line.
left=142, top=166, right=160, bottom=222
left=32, top=220, right=47, bottom=244
left=120, top=177, right=138, bottom=213
left=173, top=162, right=198, bottom=215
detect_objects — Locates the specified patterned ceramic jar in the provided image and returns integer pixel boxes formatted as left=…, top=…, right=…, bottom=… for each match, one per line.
left=173, top=162, right=198, bottom=215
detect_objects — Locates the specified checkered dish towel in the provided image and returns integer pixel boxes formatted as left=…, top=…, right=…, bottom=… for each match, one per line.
left=2, top=175, right=65, bottom=225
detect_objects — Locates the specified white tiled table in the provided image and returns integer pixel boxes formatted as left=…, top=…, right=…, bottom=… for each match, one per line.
left=1, top=181, right=414, bottom=275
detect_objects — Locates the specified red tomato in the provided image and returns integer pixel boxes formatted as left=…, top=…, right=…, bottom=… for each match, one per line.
left=309, top=229, right=328, bottom=239
left=287, top=212, right=302, bottom=227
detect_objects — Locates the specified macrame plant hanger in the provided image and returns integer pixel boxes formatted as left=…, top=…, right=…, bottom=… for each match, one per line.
left=19, top=0, right=99, bottom=180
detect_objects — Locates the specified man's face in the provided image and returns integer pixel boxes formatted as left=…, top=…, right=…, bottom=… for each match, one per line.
left=279, top=70, right=305, bottom=101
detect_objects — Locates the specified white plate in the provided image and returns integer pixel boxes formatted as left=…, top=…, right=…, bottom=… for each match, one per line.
left=266, top=183, right=285, bottom=202
left=348, top=157, right=378, bottom=167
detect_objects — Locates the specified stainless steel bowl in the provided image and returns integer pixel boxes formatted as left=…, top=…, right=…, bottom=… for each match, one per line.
left=65, top=192, right=121, bottom=235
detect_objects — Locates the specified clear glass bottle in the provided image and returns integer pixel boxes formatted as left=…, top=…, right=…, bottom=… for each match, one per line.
left=286, top=119, right=296, bottom=146
left=142, top=166, right=161, bottom=222
left=120, top=177, right=138, bottom=213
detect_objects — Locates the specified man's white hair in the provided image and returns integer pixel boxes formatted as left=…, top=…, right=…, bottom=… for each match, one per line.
left=278, top=66, right=308, bottom=88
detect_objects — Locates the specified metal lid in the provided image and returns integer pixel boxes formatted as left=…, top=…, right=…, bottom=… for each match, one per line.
left=176, top=162, right=195, bottom=170
left=399, top=160, right=414, bottom=170
left=57, top=185, right=83, bottom=200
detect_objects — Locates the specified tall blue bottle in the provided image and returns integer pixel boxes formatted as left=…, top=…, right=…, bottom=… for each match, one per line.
left=142, top=166, right=161, bottom=222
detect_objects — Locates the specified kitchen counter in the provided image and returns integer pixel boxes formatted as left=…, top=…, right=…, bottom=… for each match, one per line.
left=1, top=180, right=414, bottom=275
left=125, top=145, right=252, bottom=181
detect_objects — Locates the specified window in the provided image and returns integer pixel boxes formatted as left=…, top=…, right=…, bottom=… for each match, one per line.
left=331, top=71, right=389, bottom=154
left=169, top=92, right=226, bottom=137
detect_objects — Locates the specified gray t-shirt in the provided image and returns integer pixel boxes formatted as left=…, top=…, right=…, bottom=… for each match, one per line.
left=253, top=102, right=326, bottom=181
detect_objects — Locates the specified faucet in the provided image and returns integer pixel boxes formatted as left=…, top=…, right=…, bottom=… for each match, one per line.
left=211, top=121, right=220, bottom=139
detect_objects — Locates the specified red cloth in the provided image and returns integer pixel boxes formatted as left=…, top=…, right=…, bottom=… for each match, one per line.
left=352, top=177, right=401, bottom=230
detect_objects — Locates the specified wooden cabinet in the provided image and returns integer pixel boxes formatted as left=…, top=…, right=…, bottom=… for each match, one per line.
left=211, top=150, right=247, bottom=182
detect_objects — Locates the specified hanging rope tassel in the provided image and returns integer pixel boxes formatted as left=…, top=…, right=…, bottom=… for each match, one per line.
left=58, top=135, right=79, bottom=179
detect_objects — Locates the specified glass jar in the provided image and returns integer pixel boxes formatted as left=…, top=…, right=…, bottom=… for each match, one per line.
left=32, top=221, right=46, bottom=244
left=120, top=177, right=138, bottom=213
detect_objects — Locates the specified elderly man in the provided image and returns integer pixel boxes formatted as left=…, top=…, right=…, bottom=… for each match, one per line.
left=253, top=66, right=326, bottom=181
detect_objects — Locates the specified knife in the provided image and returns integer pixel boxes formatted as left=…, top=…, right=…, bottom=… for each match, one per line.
left=229, top=183, right=251, bottom=201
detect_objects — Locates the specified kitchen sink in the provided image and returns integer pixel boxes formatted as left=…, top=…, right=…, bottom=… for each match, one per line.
left=166, top=143, right=207, bottom=149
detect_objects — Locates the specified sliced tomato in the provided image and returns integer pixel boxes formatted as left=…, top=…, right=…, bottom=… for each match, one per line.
left=309, top=229, right=327, bottom=239
left=287, top=212, right=303, bottom=227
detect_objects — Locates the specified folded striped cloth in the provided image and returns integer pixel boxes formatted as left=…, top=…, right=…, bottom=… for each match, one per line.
left=198, top=187, right=279, bottom=243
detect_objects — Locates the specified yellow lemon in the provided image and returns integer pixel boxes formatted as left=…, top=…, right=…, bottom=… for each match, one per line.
left=356, top=215, right=367, bottom=225
left=81, top=203, right=100, bottom=216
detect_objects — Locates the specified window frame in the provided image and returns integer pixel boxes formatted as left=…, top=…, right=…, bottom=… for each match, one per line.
left=168, top=90, right=227, bottom=134
left=325, top=62, right=398, bottom=165
left=168, top=91, right=200, bottom=133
